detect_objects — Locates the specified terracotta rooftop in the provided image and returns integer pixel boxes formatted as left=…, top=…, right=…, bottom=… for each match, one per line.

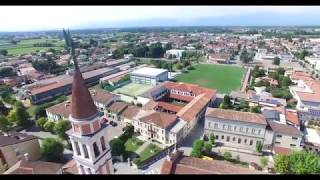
left=62, top=159, right=78, bottom=174
left=157, top=101, right=183, bottom=113
left=296, top=80, right=320, bottom=103
left=46, top=101, right=72, bottom=119
left=273, top=146, right=291, bottom=155
left=107, top=101, right=128, bottom=114
left=120, top=105, right=141, bottom=119
left=206, top=108, right=267, bottom=125
left=268, top=121, right=302, bottom=136
left=71, top=65, right=98, bottom=120
left=161, top=151, right=262, bottom=174
left=285, top=110, right=300, bottom=126
left=89, top=89, right=118, bottom=105
left=139, top=111, right=178, bottom=129
left=5, top=159, right=63, bottom=174
left=0, top=133, right=37, bottom=147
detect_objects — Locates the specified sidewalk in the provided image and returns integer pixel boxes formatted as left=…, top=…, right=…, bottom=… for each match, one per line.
left=135, top=140, right=151, bottom=154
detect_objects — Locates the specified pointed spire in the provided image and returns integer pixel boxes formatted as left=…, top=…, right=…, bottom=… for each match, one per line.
left=64, top=29, right=98, bottom=120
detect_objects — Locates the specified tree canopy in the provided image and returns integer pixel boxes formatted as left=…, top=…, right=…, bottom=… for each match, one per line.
left=41, top=138, right=64, bottom=162
left=273, top=56, right=281, bottom=66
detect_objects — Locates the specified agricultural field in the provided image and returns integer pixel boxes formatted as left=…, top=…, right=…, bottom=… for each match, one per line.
left=0, top=38, right=64, bottom=56
left=175, top=64, right=245, bottom=94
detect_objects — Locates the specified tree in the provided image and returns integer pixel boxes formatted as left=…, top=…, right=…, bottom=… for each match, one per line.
left=175, top=63, right=183, bottom=70
left=34, top=105, right=47, bottom=119
left=122, top=125, right=134, bottom=140
left=191, top=139, right=204, bottom=158
left=53, top=120, right=71, bottom=140
left=223, top=151, right=232, bottom=160
left=35, top=117, right=47, bottom=131
left=281, top=76, right=292, bottom=87
left=43, top=121, right=55, bottom=133
left=7, top=102, right=30, bottom=127
left=250, top=106, right=261, bottom=114
left=0, top=49, right=8, bottom=56
left=240, top=48, right=253, bottom=64
left=0, top=67, right=16, bottom=78
left=41, top=138, right=64, bottom=162
left=0, top=115, right=11, bottom=134
left=204, top=141, right=212, bottom=153
left=260, top=157, right=269, bottom=169
left=222, top=95, right=232, bottom=109
left=209, top=133, right=215, bottom=145
left=274, top=154, right=291, bottom=174
left=256, top=141, right=263, bottom=153
left=273, top=57, right=281, bottom=66
left=109, top=138, right=125, bottom=156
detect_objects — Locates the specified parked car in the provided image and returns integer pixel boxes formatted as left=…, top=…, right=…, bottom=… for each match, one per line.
left=110, top=121, right=118, bottom=127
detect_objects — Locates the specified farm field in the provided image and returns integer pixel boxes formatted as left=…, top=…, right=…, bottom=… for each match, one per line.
left=175, top=64, right=245, bottom=94
left=0, top=38, right=64, bottom=56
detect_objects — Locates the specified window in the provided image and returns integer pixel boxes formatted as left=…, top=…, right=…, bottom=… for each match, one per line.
left=275, top=141, right=281, bottom=144
left=80, top=165, right=85, bottom=174
left=100, top=136, right=106, bottom=151
left=316, top=149, right=318, bottom=152
left=249, top=140, right=253, bottom=145
left=221, top=135, right=224, bottom=140
left=246, top=128, right=249, bottom=133
left=240, top=127, right=243, bottom=132
left=228, top=125, right=231, bottom=131
left=216, top=135, right=219, bottom=140
left=290, top=144, right=296, bottom=147
left=83, top=144, right=89, bottom=159
left=93, top=142, right=100, bottom=158
left=276, top=134, right=282, bottom=138
left=87, top=168, right=92, bottom=174
left=244, top=139, right=247, bottom=144
left=233, top=137, right=236, bottom=142
left=238, top=138, right=242, bottom=144
left=258, top=129, right=261, bottom=135
left=223, top=125, right=226, bottom=130
left=208, top=122, right=211, bottom=128
left=252, top=129, right=255, bottom=134
left=309, top=147, right=312, bottom=151
left=227, top=136, right=230, bottom=142
left=74, top=141, right=81, bottom=156
left=214, top=123, right=218, bottom=129
left=292, top=137, right=298, bottom=140
left=234, top=126, right=237, bottom=131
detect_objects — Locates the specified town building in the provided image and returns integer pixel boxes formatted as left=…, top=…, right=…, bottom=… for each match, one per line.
left=0, top=133, right=41, bottom=173
left=106, top=101, right=129, bottom=121
left=165, top=49, right=185, bottom=60
left=161, top=150, right=262, bottom=174
left=207, top=53, right=231, bottom=64
left=267, top=121, right=302, bottom=155
left=130, top=67, right=168, bottom=85
left=204, top=108, right=268, bottom=152
left=4, top=158, right=63, bottom=174
left=302, top=127, right=320, bottom=154
left=66, top=59, right=113, bottom=174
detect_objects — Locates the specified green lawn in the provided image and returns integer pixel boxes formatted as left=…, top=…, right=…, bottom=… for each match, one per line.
left=112, top=83, right=152, bottom=97
left=175, top=64, right=245, bottom=94
left=125, top=138, right=144, bottom=152
left=138, top=144, right=162, bottom=161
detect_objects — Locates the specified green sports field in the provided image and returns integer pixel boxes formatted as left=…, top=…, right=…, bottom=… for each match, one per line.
left=175, top=64, right=245, bottom=94
left=112, top=83, right=152, bottom=97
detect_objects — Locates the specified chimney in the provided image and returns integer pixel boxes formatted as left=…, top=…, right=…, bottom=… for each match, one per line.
left=24, top=153, right=29, bottom=161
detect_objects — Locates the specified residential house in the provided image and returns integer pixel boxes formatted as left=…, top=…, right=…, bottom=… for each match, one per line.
left=0, top=133, right=41, bottom=173
left=208, top=53, right=231, bottom=64
left=106, top=101, right=129, bottom=121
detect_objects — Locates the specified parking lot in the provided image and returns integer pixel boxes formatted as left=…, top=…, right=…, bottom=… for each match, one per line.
left=105, top=120, right=126, bottom=142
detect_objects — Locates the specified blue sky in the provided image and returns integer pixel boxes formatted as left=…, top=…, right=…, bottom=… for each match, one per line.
left=1, top=6, right=320, bottom=31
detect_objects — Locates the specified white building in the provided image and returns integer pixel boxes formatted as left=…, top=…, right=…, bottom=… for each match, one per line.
left=165, top=49, right=185, bottom=60
left=130, top=67, right=168, bottom=85
left=302, top=128, right=320, bottom=154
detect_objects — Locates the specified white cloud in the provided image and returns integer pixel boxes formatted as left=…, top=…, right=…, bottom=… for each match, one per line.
left=0, top=6, right=319, bottom=31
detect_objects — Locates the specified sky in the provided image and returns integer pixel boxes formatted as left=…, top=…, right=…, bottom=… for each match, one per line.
left=1, top=6, right=320, bottom=32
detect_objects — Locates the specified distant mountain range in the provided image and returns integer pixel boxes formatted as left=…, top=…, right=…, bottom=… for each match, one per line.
left=71, top=13, right=320, bottom=30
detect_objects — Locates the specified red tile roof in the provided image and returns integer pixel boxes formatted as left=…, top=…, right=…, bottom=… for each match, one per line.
left=5, top=159, right=63, bottom=174
left=273, top=146, right=291, bottom=155
left=285, top=110, right=299, bottom=126
left=139, top=112, right=178, bottom=129
left=157, top=101, right=183, bottom=113
left=206, top=108, right=267, bottom=125
left=268, top=121, right=302, bottom=136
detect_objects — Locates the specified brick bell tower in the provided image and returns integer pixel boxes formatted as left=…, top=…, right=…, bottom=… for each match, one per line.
left=66, top=49, right=114, bottom=174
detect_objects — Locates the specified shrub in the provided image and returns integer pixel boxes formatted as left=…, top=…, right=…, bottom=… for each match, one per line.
left=256, top=141, right=263, bottom=153
left=109, top=138, right=125, bottom=156
left=260, top=157, right=269, bottom=169
left=223, top=151, right=232, bottom=160
left=44, top=121, right=55, bottom=133
left=133, top=158, right=141, bottom=166
left=204, top=141, right=212, bottom=153
left=35, top=117, right=47, bottom=130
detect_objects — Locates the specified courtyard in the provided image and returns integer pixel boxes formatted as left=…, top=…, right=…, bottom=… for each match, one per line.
left=175, top=64, right=245, bottom=94
left=112, top=83, right=152, bottom=97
